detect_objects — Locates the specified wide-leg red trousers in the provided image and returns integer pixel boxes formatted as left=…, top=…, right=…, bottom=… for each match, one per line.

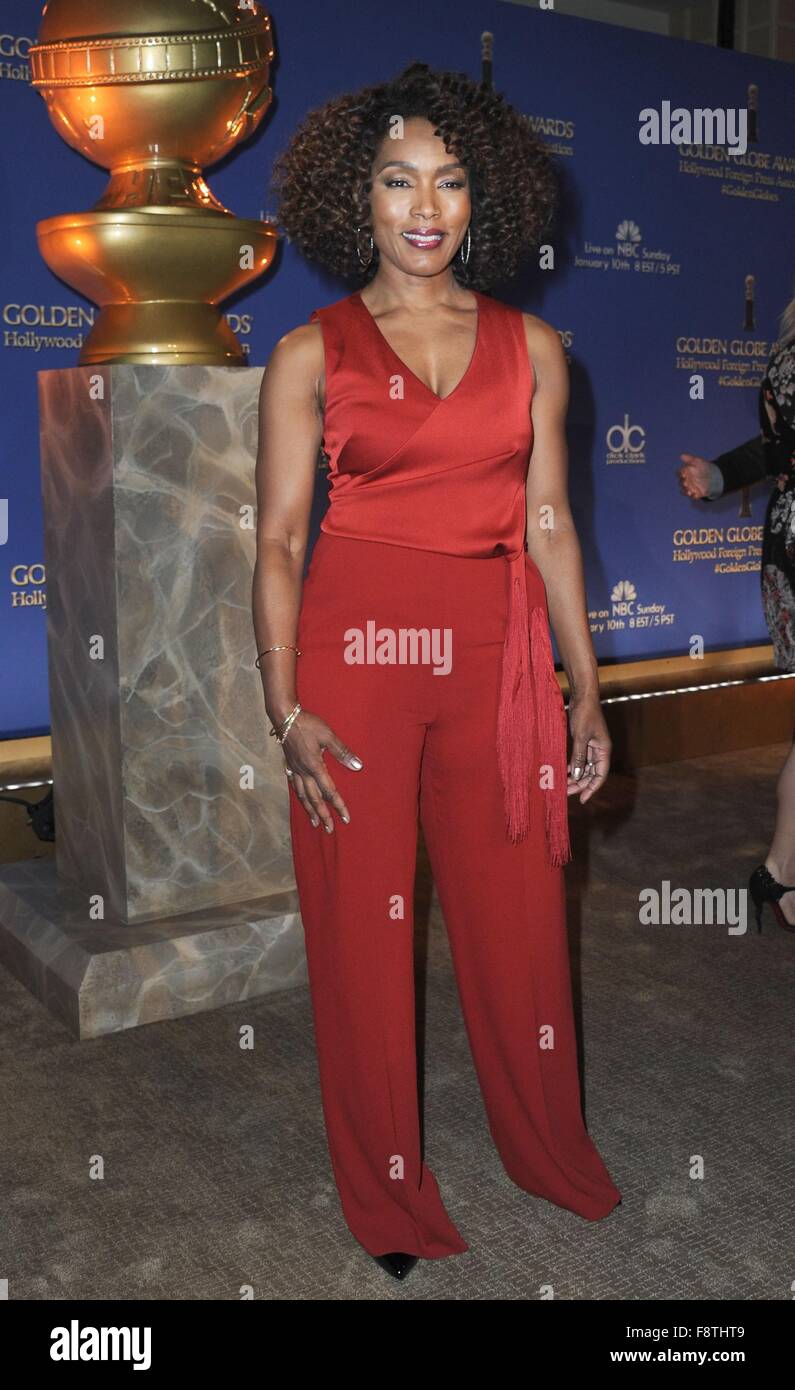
left=288, top=532, right=621, bottom=1258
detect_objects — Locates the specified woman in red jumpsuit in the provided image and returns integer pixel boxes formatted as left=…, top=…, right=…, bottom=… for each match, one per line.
left=252, top=61, right=621, bottom=1281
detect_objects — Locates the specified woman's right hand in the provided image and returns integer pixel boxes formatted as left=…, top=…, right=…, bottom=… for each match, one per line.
left=280, top=710, right=363, bottom=832
left=677, top=452, right=712, bottom=499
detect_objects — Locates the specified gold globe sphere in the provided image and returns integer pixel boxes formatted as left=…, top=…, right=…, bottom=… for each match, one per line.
left=30, top=0, right=278, bottom=364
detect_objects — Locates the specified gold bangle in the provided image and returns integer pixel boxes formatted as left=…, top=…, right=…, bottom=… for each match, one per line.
left=269, top=702, right=302, bottom=743
left=255, top=644, right=302, bottom=669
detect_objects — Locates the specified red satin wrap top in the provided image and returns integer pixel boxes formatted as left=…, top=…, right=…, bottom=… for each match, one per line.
left=308, top=288, right=572, bottom=868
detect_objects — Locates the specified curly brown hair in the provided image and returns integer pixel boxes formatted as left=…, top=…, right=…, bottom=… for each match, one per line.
left=269, top=59, right=559, bottom=291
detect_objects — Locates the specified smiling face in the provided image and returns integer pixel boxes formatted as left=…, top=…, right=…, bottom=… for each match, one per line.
left=366, top=116, right=472, bottom=279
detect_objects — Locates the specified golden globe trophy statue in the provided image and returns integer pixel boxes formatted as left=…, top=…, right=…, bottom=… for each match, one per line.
left=29, top=0, right=277, bottom=364
left=14, top=1, right=303, bottom=1041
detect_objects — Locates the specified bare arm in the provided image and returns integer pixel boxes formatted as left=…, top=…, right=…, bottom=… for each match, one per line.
left=252, top=322, right=364, bottom=832
left=523, top=317, right=597, bottom=699
left=252, top=323, right=322, bottom=728
left=522, top=315, right=609, bottom=802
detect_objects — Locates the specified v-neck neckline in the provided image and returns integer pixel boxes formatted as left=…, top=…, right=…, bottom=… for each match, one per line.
left=351, top=289, right=483, bottom=404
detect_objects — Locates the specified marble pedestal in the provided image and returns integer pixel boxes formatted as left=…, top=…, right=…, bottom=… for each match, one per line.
left=0, top=365, right=307, bottom=1036
left=0, top=861, right=304, bottom=1040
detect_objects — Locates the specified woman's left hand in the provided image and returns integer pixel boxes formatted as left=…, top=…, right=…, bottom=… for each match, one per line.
left=566, top=693, right=611, bottom=803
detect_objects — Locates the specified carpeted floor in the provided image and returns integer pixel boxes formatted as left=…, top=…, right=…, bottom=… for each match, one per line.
left=1, top=742, right=793, bottom=1300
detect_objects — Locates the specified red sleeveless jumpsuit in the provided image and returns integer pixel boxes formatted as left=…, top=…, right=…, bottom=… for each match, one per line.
left=289, top=288, right=621, bottom=1258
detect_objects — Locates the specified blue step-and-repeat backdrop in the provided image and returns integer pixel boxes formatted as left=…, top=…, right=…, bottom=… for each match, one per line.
left=2, top=1, right=794, bottom=737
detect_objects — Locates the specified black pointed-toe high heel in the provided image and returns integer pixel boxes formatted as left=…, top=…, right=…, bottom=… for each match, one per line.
left=373, top=1251, right=419, bottom=1280
left=747, top=863, right=795, bottom=934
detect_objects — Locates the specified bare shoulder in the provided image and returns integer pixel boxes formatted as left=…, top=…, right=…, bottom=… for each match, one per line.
left=262, top=319, right=321, bottom=380
left=263, top=320, right=324, bottom=390
left=518, top=311, right=568, bottom=396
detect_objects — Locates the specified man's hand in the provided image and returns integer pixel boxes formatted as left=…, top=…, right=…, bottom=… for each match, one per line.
left=678, top=452, right=712, bottom=499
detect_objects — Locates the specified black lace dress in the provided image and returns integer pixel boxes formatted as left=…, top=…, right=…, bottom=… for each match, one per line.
left=708, top=340, right=795, bottom=671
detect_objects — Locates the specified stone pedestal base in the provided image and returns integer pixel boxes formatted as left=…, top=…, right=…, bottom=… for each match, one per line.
left=0, top=860, right=305, bottom=1040
left=6, top=362, right=311, bottom=1038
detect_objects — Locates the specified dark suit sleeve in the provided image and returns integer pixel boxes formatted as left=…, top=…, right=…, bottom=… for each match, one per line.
left=711, top=433, right=770, bottom=495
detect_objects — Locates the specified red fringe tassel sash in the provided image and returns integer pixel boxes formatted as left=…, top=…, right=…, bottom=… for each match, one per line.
left=496, top=551, right=572, bottom=867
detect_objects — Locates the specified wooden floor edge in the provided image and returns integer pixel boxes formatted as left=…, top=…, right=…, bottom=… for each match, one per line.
left=558, top=643, right=784, bottom=698
left=1, top=646, right=789, bottom=772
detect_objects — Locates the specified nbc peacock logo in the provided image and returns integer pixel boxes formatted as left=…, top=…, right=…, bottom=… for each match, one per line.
left=616, top=219, right=642, bottom=250
left=611, top=579, right=637, bottom=616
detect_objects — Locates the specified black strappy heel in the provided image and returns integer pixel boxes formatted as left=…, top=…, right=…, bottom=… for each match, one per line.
left=748, top=863, right=795, bottom=933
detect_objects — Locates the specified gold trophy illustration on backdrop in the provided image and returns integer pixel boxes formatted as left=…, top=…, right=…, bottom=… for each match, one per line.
left=29, top=0, right=276, bottom=364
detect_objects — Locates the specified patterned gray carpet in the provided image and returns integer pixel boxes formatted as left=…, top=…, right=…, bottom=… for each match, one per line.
left=1, top=742, right=792, bottom=1300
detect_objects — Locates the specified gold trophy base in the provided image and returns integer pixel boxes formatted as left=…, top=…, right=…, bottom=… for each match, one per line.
left=75, top=301, right=250, bottom=366
left=36, top=209, right=277, bottom=365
